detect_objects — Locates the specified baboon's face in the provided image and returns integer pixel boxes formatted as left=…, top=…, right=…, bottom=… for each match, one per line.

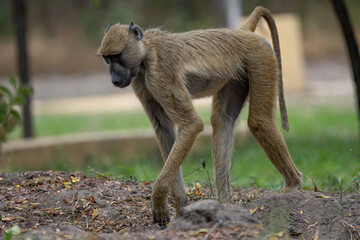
left=103, top=53, right=139, bottom=88
left=98, top=22, right=144, bottom=88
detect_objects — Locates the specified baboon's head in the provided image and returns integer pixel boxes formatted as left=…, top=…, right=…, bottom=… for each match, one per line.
left=97, top=22, right=145, bottom=88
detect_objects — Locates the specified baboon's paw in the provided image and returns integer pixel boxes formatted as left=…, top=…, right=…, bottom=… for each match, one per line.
left=280, top=182, right=302, bottom=194
left=152, top=202, right=170, bottom=229
left=217, top=195, right=232, bottom=203
left=280, top=186, right=296, bottom=194
left=152, top=208, right=170, bottom=229
left=280, top=172, right=303, bottom=194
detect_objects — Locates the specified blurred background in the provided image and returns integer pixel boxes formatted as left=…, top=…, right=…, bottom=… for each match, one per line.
left=0, top=0, right=359, bottom=192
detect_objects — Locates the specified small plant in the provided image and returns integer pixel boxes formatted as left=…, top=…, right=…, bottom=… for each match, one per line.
left=183, top=158, right=215, bottom=196
left=0, top=76, right=32, bottom=142
left=4, top=225, right=21, bottom=240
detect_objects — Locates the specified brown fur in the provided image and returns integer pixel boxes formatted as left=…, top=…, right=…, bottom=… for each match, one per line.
left=98, top=6, right=303, bottom=227
left=241, top=6, right=289, bottom=131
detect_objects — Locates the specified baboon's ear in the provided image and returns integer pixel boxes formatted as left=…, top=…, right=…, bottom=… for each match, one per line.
left=129, top=22, right=143, bottom=40
left=105, top=23, right=114, bottom=33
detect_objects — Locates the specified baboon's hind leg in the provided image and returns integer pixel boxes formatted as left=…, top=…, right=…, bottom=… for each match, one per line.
left=211, top=80, right=249, bottom=202
left=247, top=63, right=302, bottom=192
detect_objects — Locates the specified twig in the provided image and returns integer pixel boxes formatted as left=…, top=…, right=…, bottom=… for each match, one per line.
left=184, top=158, right=209, bottom=178
left=339, top=178, right=343, bottom=213
left=43, top=212, right=52, bottom=221
left=85, top=215, right=89, bottom=229
left=204, top=219, right=222, bottom=240
left=206, top=169, right=214, bottom=196
left=230, top=174, right=241, bottom=183
left=349, top=149, right=360, bottom=161
left=340, top=220, right=353, bottom=240
left=343, top=178, right=360, bottom=193
left=183, top=166, right=202, bottom=178
left=72, top=198, right=80, bottom=215
left=340, top=220, right=360, bottom=239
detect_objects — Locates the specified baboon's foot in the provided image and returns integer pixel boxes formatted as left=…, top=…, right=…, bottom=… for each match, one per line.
left=280, top=185, right=299, bottom=194
left=215, top=182, right=232, bottom=203
left=151, top=199, right=170, bottom=229
left=280, top=173, right=303, bottom=194
left=217, top=192, right=232, bottom=203
left=175, top=195, right=187, bottom=217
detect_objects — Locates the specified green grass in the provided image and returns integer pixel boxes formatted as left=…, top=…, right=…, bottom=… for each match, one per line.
left=8, top=108, right=213, bottom=138
left=7, top=106, right=360, bottom=192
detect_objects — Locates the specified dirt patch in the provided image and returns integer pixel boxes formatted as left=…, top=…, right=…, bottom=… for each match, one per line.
left=0, top=171, right=359, bottom=239
left=246, top=191, right=360, bottom=239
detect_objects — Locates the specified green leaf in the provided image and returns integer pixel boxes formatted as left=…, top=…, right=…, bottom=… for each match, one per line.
left=0, top=101, right=9, bottom=123
left=14, top=95, right=25, bottom=105
left=18, top=86, right=33, bottom=96
left=200, top=158, right=206, bottom=169
left=5, top=231, right=12, bottom=240
left=0, top=132, right=6, bottom=143
left=0, top=86, right=12, bottom=100
left=3, top=120, right=15, bottom=133
left=9, top=75, right=18, bottom=90
left=5, top=225, right=21, bottom=238
left=10, top=108, right=21, bottom=122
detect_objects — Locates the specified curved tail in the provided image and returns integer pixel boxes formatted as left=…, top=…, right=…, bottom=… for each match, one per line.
left=241, top=7, right=289, bottom=132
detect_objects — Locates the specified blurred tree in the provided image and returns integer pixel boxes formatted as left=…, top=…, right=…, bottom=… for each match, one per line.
left=0, top=1, right=12, bottom=37
left=331, top=0, right=360, bottom=131
left=13, top=0, right=33, bottom=138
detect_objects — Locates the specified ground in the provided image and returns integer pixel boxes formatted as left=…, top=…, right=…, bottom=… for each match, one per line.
left=0, top=171, right=359, bottom=239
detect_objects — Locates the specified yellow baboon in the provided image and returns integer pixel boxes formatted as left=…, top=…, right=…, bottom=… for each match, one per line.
left=97, top=6, right=302, bottom=227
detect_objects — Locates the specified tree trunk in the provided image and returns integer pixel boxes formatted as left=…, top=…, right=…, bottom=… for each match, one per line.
left=13, top=0, right=33, bottom=138
left=331, top=0, right=360, bottom=132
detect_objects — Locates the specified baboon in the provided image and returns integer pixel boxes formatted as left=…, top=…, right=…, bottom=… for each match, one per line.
left=98, top=6, right=303, bottom=227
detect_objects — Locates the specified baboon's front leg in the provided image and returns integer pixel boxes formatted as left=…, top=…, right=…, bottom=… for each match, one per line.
left=149, top=83, right=204, bottom=227
left=211, top=80, right=249, bottom=202
left=142, top=98, right=187, bottom=213
left=132, top=80, right=187, bottom=216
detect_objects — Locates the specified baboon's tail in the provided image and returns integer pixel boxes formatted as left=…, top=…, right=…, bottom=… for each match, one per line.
left=241, top=7, right=289, bottom=132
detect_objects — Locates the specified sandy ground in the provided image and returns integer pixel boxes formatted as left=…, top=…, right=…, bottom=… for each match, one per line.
left=1, top=171, right=359, bottom=240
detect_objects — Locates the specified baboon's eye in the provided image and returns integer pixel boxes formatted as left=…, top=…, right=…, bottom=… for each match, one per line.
left=103, top=53, right=122, bottom=65
left=111, top=53, right=122, bottom=62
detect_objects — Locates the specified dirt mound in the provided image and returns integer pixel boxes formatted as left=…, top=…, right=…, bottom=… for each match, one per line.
left=169, top=200, right=259, bottom=231
left=246, top=191, right=360, bottom=239
left=0, top=171, right=359, bottom=239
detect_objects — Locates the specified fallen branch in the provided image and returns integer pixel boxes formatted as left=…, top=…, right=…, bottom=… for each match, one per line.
left=204, top=219, right=222, bottom=240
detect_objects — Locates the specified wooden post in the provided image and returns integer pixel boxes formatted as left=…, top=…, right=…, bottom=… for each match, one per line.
left=13, top=0, right=33, bottom=138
